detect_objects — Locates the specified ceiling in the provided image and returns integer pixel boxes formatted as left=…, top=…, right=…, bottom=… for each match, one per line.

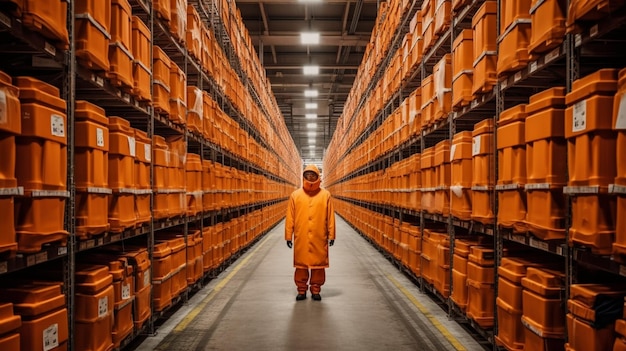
left=235, top=0, right=379, bottom=164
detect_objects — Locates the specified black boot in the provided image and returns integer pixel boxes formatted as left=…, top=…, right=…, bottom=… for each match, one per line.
left=311, top=294, right=322, bottom=301
left=296, top=293, right=307, bottom=301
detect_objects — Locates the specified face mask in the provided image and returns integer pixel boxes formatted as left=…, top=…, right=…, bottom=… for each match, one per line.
left=303, top=177, right=321, bottom=194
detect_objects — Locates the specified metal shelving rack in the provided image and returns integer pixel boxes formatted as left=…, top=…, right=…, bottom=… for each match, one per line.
left=324, top=0, right=626, bottom=349
left=0, top=0, right=297, bottom=349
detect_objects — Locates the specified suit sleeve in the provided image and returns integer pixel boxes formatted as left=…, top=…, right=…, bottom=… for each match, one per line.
left=327, top=195, right=336, bottom=241
left=285, top=194, right=295, bottom=241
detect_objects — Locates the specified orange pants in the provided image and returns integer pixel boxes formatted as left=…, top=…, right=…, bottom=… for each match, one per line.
left=295, top=268, right=325, bottom=294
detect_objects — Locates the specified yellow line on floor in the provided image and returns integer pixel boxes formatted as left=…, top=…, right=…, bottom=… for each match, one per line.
left=386, top=274, right=467, bottom=351
left=173, top=235, right=272, bottom=332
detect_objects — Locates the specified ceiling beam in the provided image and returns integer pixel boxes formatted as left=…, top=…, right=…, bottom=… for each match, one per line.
left=250, top=34, right=369, bottom=46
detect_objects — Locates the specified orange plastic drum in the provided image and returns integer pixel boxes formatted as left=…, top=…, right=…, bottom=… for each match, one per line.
left=452, top=29, right=474, bottom=109
left=186, top=86, right=203, bottom=135
left=186, top=5, right=202, bottom=61
left=108, top=0, right=133, bottom=89
left=471, top=119, right=495, bottom=224
left=75, top=0, right=111, bottom=71
left=0, top=303, right=20, bottom=351
left=472, top=1, right=498, bottom=95
left=451, top=131, right=473, bottom=220
left=131, top=17, right=151, bottom=102
left=186, top=154, right=202, bottom=216
left=74, top=264, right=115, bottom=351
left=75, top=101, right=110, bottom=237
left=529, top=0, right=566, bottom=54
left=21, top=0, right=69, bottom=49
left=169, top=64, right=186, bottom=126
left=153, top=46, right=172, bottom=115
left=108, top=117, right=137, bottom=232
left=434, top=140, right=451, bottom=215
left=133, top=129, right=151, bottom=225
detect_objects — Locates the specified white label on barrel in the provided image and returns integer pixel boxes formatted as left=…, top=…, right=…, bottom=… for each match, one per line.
left=144, top=269, right=151, bottom=288
left=98, top=296, right=109, bottom=318
left=96, top=128, right=105, bottom=147
left=0, top=90, right=7, bottom=124
left=43, top=324, right=59, bottom=351
left=472, top=136, right=481, bottom=156
left=122, top=283, right=131, bottom=300
left=573, top=100, right=587, bottom=132
left=449, top=144, right=457, bottom=162
left=616, top=94, right=626, bottom=129
left=128, top=136, right=136, bottom=157
left=145, top=144, right=152, bottom=162
left=51, top=114, right=65, bottom=137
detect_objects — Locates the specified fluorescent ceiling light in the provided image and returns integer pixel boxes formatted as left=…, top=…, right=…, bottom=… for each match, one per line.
left=305, top=103, right=318, bottom=109
left=307, top=123, right=317, bottom=129
left=304, top=89, right=318, bottom=97
left=300, top=32, right=320, bottom=45
left=307, top=131, right=316, bottom=137
left=308, top=137, right=315, bottom=143
left=307, top=144, right=316, bottom=148
left=303, top=65, right=320, bottom=75
left=305, top=113, right=317, bottom=119
left=299, top=0, right=321, bottom=2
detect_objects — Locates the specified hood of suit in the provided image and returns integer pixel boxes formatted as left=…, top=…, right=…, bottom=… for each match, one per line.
left=302, top=164, right=321, bottom=195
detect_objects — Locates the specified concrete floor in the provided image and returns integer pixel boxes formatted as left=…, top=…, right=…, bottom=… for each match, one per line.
left=132, top=215, right=487, bottom=351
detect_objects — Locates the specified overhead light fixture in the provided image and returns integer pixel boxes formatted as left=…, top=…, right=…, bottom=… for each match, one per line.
left=304, top=89, right=318, bottom=97
left=307, top=144, right=316, bottom=148
left=299, top=0, right=322, bottom=3
left=307, top=123, right=317, bottom=129
left=303, top=65, right=320, bottom=75
left=300, top=32, right=320, bottom=45
left=305, top=113, right=317, bottom=119
left=307, top=131, right=316, bottom=137
left=305, top=103, right=318, bottom=109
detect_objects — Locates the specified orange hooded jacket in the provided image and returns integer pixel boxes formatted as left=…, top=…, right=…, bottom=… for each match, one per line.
left=285, top=164, right=336, bottom=268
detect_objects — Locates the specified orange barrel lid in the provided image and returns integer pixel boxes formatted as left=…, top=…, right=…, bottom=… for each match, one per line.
left=0, top=303, right=21, bottom=334
left=0, top=282, right=66, bottom=317
left=472, top=118, right=494, bottom=137
left=14, top=76, right=66, bottom=111
left=75, top=264, right=113, bottom=294
left=521, top=266, right=564, bottom=297
left=499, top=103, right=527, bottom=126
left=526, top=87, right=566, bottom=115
left=566, top=69, right=618, bottom=106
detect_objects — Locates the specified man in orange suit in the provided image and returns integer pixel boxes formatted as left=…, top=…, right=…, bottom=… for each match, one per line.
left=285, top=164, right=336, bottom=301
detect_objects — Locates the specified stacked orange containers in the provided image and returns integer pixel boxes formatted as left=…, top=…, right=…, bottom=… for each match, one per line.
left=451, top=238, right=479, bottom=312
left=131, top=17, right=151, bottom=102
left=156, top=236, right=186, bottom=299
left=613, top=68, right=626, bottom=256
left=202, top=159, right=215, bottom=211
left=186, top=5, right=202, bottom=61
left=152, top=136, right=169, bottom=219
left=472, top=1, right=498, bottom=95
left=496, top=257, right=547, bottom=350
left=74, top=264, right=115, bottom=351
left=20, top=0, right=69, bottom=49
left=433, top=54, right=452, bottom=124
left=202, top=226, right=214, bottom=272
left=497, top=104, right=528, bottom=233
left=408, top=224, right=421, bottom=276
left=169, top=0, right=187, bottom=43
left=471, top=119, right=495, bottom=224
left=525, top=87, right=567, bottom=240
left=450, top=131, right=473, bottom=220
left=116, top=247, right=151, bottom=329
left=108, top=117, right=137, bottom=232
left=452, top=29, right=474, bottom=110
left=566, top=284, right=626, bottom=351
left=566, top=0, right=623, bottom=33
left=186, top=86, right=203, bottom=135
left=0, top=282, right=69, bottom=351
left=421, top=147, right=436, bottom=213
left=565, top=69, right=618, bottom=255
left=203, top=91, right=215, bottom=141
left=14, top=77, right=68, bottom=253
left=434, top=0, right=451, bottom=41
left=421, top=74, right=434, bottom=128
left=152, top=241, right=173, bottom=311
left=75, top=0, right=111, bottom=71
left=185, top=153, right=203, bottom=216
left=108, top=0, right=133, bottom=89
left=153, top=46, right=172, bottom=115
left=166, top=136, right=186, bottom=217
left=75, top=101, right=110, bottom=238
left=521, top=267, right=566, bottom=350
left=497, top=0, right=532, bottom=76
left=408, top=153, right=421, bottom=212
left=81, top=254, right=135, bottom=348
left=0, top=71, right=20, bottom=257
left=434, top=140, right=451, bottom=216
left=133, top=129, right=151, bottom=225
left=186, top=230, right=203, bottom=285
left=435, top=236, right=451, bottom=298
left=528, top=0, right=566, bottom=55
left=421, top=0, right=435, bottom=53
left=466, top=246, right=496, bottom=328
left=0, top=303, right=20, bottom=350
left=169, top=64, right=187, bottom=126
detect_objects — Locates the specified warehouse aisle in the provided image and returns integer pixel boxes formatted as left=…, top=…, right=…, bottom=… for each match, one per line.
left=132, top=216, right=486, bottom=351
